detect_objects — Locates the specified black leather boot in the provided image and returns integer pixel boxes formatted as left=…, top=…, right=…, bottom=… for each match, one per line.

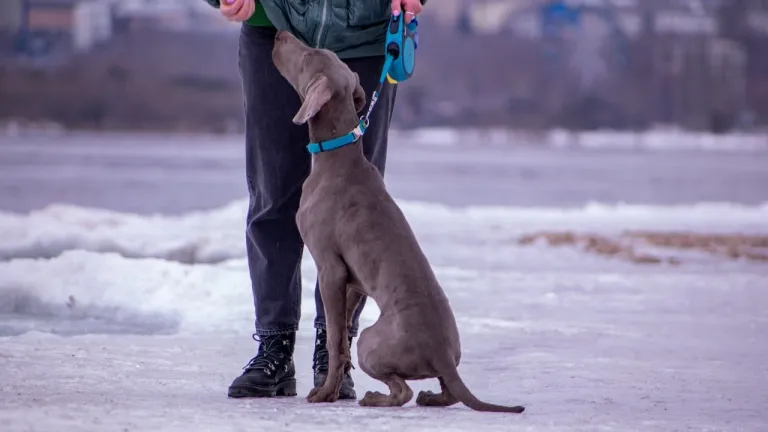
left=228, top=332, right=297, bottom=398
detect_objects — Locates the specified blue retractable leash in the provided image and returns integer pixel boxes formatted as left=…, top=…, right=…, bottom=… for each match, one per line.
left=306, top=12, right=419, bottom=154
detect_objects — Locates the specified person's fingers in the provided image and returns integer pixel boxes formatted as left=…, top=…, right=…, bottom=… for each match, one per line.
left=402, top=0, right=422, bottom=23
left=245, top=0, right=256, bottom=20
left=391, top=0, right=402, bottom=17
left=232, top=0, right=254, bottom=21
left=221, top=0, right=244, bottom=19
left=221, top=5, right=240, bottom=19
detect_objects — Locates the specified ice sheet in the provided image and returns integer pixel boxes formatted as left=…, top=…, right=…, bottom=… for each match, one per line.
left=2, top=252, right=766, bottom=431
left=1, top=199, right=767, bottom=431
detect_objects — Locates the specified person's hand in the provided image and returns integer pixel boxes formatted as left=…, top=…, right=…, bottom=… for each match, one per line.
left=391, top=0, right=423, bottom=24
left=220, top=0, right=255, bottom=22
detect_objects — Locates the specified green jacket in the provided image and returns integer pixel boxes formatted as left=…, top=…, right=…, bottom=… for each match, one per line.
left=203, top=0, right=420, bottom=59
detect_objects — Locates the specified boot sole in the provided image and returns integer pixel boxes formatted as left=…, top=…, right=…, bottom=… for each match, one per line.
left=227, top=378, right=297, bottom=398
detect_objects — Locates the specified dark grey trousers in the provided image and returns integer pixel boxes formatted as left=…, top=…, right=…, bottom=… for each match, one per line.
left=238, top=24, right=397, bottom=337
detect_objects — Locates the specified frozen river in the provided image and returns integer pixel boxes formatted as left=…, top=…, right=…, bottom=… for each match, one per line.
left=1, top=130, right=767, bottom=431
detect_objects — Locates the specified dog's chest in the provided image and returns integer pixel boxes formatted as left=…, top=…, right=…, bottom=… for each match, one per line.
left=296, top=185, right=340, bottom=245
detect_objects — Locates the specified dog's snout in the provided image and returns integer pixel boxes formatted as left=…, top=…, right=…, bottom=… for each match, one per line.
left=275, top=30, right=291, bottom=44
left=275, top=30, right=285, bottom=43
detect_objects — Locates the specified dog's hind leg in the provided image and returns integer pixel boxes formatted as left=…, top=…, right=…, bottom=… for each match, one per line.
left=416, top=377, right=459, bottom=407
left=357, top=324, right=414, bottom=407
left=359, top=374, right=413, bottom=407
left=307, top=256, right=350, bottom=403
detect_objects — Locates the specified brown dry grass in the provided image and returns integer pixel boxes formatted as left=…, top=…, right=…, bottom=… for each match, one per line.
left=517, top=231, right=768, bottom=265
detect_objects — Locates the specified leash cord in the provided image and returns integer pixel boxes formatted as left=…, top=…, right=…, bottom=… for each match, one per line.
left=359, top=54, right=395, bottom=132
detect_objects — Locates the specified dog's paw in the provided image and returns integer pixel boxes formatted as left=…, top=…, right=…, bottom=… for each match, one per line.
left=307, top=386, right=321, bottom=399
left=306, top=386, right=339, bottom=403
left=415, top=390, right=438, bottom=406
left=358, top=391, right=385, bottom=407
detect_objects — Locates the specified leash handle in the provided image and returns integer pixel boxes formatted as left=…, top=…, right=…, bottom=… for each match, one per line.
left=360, top=13, right=418, bottom=127
left=385, top=13, right=418, bottom=84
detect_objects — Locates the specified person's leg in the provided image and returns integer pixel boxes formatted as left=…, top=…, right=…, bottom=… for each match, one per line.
left=310, top=55, right=398, bottom=397
left=228, top=24, right=309, bottom=399
left=242, top=29, right=308, bottom=338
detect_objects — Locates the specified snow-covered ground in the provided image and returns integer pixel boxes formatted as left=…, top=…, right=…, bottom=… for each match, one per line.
left=1, top=133, right=767, bottom=431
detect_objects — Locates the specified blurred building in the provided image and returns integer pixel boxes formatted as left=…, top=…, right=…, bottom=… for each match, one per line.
left=0, top=0, right=24, bottom=35
left=0, top=0, right=24, bottom=59
left=418, top=0, right=762, bottom=131
left=2, top=0, right=768, bottom=132
left=718, top=0, right=768, bottom=129
left=109, top=0, right=233, bottom=34
left=10, top=0, right=113, bottom=61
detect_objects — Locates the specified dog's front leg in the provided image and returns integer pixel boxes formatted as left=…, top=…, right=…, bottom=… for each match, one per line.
left=345, top=285, right=364, bottom=333
left=307, top=258, right=349, bottom=403
left=344, top=286, right=364, bottom=375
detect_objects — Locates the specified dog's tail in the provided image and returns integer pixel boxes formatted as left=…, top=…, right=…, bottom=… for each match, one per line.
left=434, top=356, right=525, bottom=413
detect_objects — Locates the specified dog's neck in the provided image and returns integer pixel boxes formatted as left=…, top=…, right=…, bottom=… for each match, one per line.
left=306, top=105, right=363, bottom=167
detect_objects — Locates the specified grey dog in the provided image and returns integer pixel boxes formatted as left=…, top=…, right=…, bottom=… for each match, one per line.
left=271, top=29, right=525, bottom=413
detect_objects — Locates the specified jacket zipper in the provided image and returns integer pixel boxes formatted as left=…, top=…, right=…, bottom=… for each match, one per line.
left=314, top=0, right=329, bottom=48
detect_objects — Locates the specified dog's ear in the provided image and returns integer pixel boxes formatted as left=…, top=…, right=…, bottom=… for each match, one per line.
left=353, top=72, right=366, bottom=113
left=293, top=74, right=333, bottom=125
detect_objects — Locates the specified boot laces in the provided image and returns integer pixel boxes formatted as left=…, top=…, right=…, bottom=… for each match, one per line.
left=243, top=334, right=290, bottom=376
left=312, top=329, right=329, bottom=373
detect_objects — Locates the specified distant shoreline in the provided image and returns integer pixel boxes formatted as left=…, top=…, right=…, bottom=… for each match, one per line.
left=2, top=119, right=766, bottom=153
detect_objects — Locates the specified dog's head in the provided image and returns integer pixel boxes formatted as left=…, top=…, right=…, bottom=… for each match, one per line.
left=272, top=30, right=366, bottom=128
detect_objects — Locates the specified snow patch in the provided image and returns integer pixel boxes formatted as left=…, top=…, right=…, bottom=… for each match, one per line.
left=0, top=250, right=380, bottom=337
left=2, top=199, right=767, bottom=263
left=0, top=287, right=180, bottom=337
left=0, top=201, right=246, bottom=263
